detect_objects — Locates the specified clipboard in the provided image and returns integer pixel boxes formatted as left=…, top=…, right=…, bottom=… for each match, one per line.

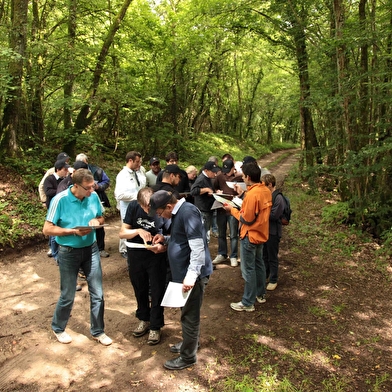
left=212, top=194, right=236, bottom=207
left=73, top=224, right=109, bottom=229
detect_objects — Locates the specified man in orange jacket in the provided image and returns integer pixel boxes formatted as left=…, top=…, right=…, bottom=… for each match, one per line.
left=223, top=162, right=272, bottom=312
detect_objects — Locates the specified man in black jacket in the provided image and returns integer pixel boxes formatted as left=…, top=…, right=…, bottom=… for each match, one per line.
left=190, top=161, right=221, bottom=243
left=43, top=160, right=70, bottom=262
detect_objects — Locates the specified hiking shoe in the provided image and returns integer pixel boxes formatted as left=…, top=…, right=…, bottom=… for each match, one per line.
left=164, top=356, right=196, bottom=370
left=212, top=254, right=227, bottom=265
left=100, top=250, right=110, bottom=258
left=230, top=301, right=255, bottom=312
left=147, top=329, right=161, bottom=345
left=256, top=295, right=267, bottom=303
left=53, top=330, right=72, bottom=344
left=133, top=320, right=150, bottom=337
left=267, top=282, right=278, bottom=291
left=93, top=333, right=113, bottom=346
left=230, top=257, right=238, bottom=267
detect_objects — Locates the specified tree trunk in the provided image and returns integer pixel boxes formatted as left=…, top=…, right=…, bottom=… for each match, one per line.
left=0, top=0, right=29, bottom=156
left=292, top=16, right=322, bottom=167
left=65, top=0, right=133, bottom=154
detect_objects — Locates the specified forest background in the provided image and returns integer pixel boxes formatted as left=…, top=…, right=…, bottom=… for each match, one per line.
left=0, top=0, right=392, bottom=251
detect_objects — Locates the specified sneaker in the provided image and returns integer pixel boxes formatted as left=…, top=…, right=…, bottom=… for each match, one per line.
left=230, top=301, right=255, bottom=312
left=121, top=251, right=128, bottom=259
left=100, top=250, right=110, bottom=258
left=212, top=254, right=227, bottom=265
left=230, top=257, right=238, bottom=267
left=147, top=329, right=161, bottom=345
left=47, top=248, right=53, bottom=257
left=76, top=284, right=82, bottom=291
left=93, top=333, right=113, bottom=346
left=133, top=320, right=150, bottom=337
left=267, top=282, right=278, bottom=291
left=256, top=295, right=266, bottom=303
left=53, top=330, right=72, bottom=344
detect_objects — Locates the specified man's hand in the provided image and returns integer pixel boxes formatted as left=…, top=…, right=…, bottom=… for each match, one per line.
left=183, top=277, right=195, bottom=292
left=148, top=243, right=167, bottom=254
left=152, top=234, right=165, bottom=245
left=138, top=229, right=153, bottom=244
left=222, top=203, right=232, bottom=213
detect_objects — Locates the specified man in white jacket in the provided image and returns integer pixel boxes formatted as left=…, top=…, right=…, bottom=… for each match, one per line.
left=114, top=151, right=146, bottom=257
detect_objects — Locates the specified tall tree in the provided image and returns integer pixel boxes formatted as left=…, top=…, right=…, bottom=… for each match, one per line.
left=0, top=0, right=28, bottom=155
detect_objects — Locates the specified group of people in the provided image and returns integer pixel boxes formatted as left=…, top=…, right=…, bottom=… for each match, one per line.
left=41, top=149, right=286, bottom=371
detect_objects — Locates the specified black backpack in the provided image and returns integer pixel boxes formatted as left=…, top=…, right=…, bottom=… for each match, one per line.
left=272, top=191, right=292, bottom=225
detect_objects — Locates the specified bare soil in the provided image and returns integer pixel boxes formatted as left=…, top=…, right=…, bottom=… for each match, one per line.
left=1, top=150, right=392, bottom=391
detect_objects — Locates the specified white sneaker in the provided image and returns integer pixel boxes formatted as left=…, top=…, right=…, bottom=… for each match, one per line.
left=230, top=301, right=255, bottom=312
left=53, top=330, right=72, bottom=344
left=230, top=258, right=238, bottom=267
left=256, top=295, right=266, bottom=303
left=267, top=283, right=278, bottom=291
left=93, top=333, right=113, bottom=346
left=212, top=254, right=227, bottom=264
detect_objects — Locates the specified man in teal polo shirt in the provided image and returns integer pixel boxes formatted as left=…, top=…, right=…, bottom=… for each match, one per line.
left=43, top=168, right=112, bottom=346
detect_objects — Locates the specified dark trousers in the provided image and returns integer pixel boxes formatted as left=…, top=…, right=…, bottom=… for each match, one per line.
left=264, top=234, right=281, bottom=284
left=127, top=250, right=167, bottom=330
left=96, top=227, right=105, bottom=251
left=180, top=276, right=209, bottom=361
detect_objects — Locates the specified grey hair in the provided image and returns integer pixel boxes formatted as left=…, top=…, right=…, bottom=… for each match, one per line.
left=75, top=153, right=88, bottom=162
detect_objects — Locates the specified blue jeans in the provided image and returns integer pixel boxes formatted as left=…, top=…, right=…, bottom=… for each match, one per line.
left=52, top=242, right=105, bottom=337
left=212, top=210, right=218, bottom=233
left=240, top=236, right=266, bottom=306
left=50, top=235, right=59, bottom=261
left=119, top=201, right=130, bottom=253
left=217, top=212, right=238, bottom=258
left=200, top=211, right=213, bottom=243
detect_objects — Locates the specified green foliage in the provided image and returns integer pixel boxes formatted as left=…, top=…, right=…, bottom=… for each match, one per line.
left=321, top=202, right=351, bottom=225
left=379, top=229, right=392, bottom=258
left=0, top=194, right=44, bottom=248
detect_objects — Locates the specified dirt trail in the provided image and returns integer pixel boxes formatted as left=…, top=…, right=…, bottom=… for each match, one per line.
left=0, top=150, right=300, bottom=392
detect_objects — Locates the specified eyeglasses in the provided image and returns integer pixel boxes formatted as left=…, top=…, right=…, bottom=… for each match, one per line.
left=157, top=205, right=168, bottom=216
left=79, top=184, right=95, bottom=191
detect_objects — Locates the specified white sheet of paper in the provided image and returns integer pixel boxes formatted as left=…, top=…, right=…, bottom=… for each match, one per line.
left=161, top=281, right=192, bottom=307
left=226, top=181, right=247, bottom=191
left=125, top=241, right=151, bottom=249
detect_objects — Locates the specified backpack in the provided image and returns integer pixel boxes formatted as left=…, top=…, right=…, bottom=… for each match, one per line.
left=272, top=191, right=292, bottom=225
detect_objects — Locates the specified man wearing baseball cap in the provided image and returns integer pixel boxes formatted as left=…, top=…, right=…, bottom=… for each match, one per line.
left=190, top=161, right=221, bottom=243
left=149, top=190, right=213, bottom=370
left=145, top=157, right=161, bottom=187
